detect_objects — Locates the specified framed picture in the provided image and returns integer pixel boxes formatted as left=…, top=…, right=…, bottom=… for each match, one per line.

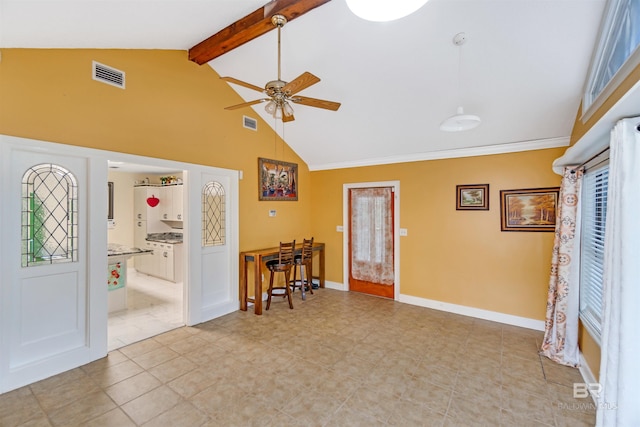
left=258, top=157, right=298, bottom=201
left=500, top=187, right=560, bottom=232
left=456, top=184, right=489, bottom=210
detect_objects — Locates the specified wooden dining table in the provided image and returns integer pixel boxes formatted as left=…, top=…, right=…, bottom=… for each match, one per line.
left=240, top=242, right=325, bottom=315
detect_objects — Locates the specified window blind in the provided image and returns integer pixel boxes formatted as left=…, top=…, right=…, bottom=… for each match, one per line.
left=579, top=163, right=609, bottom=342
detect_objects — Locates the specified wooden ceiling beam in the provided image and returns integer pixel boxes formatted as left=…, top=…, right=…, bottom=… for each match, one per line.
left=188, top=0, right=332, bottom=65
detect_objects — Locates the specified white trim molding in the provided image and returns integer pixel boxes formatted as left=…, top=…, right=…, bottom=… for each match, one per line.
left=578, top=351, right=599, bottom=405
left=311, top=137, right=570, bottom=171
left=324, top=280, right=346, bottom=291
left=579, top=351, right=598, bottom=386
left=398, top=294, right=545, bottom=331
left=343, top=181, right=401, bottom=301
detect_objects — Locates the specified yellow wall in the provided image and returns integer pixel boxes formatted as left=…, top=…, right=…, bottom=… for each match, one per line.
left=311, top=148, right=563, bottom=320
left=1, top=49, right=566, bottom=316
left=579, top=323, right=601, bottom=380
left=0, top=49, right=312, bottom=255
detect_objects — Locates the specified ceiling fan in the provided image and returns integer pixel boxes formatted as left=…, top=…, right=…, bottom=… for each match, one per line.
left=221, top=14, right=341, bottom=122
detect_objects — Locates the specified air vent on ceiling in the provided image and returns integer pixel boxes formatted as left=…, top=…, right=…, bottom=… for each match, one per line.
left=92, top=61, right=125, bottom=89
left=243, top=115, right=258, bottom=131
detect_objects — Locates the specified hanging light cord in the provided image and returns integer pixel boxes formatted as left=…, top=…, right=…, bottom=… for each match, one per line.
left=457, top=39, right=462, bottom=108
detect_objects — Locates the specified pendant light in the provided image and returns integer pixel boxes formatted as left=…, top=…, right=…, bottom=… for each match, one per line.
left=346, top=0, right=429, bottom=22
left=440, top=32, right=481, bottom=132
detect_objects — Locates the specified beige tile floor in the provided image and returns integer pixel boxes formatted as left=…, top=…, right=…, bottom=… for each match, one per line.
left=1, top=289, right=596, bottom=426
left=108, top=269, right=184, bottom=351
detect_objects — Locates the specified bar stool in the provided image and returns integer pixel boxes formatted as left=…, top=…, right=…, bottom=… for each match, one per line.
left=266, top=240, right=296, bottom=310
left=290, top=237, right=314, bottom=300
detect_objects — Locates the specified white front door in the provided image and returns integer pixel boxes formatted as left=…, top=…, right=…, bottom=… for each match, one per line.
left=0, top=138, right=107, bottom=393
left=186, top=169, right=239, bottom=325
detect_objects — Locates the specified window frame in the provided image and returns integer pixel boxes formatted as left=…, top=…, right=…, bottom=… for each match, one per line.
left=582, top=0, right=640, bottom=122
left=579, top=159, right=609, bottom=344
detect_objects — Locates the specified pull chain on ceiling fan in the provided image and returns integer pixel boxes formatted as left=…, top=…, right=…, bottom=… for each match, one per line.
left=221, top=14, right=341, bottom=122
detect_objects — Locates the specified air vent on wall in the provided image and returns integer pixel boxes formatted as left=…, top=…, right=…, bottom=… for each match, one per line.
left=243, top=115, right=258, bottom=131
left=92, top=61, right=125, bottom=89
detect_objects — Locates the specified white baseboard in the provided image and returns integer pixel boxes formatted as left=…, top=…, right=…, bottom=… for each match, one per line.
left=578, top=351, right=599, bottom=404
left=579, top=351, right=597, bottom=384
left=318, top=283, right=544, bottom=330
left=324, top=280, right=346, bottom=291
left=398, top=294, right=545, bottom=331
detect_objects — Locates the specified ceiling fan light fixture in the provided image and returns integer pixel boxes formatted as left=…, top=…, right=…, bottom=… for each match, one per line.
left=283, top=101, right=294, bottom=117
left=265, top=100, right=277, bottom=115
left=346, top=0, right=429, bottom=22
left=440, top=107, right=481, bottom=132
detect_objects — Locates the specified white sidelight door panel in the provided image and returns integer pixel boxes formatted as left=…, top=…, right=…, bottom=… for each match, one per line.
left=0, top=138, right=107, bottom=394
left=186, top=170, right=239, bottom=325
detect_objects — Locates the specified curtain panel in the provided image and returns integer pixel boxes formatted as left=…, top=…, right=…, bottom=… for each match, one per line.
left=540, top=166, right=582, bottom=367
left=350, top=187, right=394, bottom=285
left=596, top=118, right=640, bottom=426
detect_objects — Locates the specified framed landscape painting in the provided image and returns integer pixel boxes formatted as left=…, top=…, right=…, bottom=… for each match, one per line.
left=500, top=187, right=560, bottom=231
left=456, top=184, right=489, bottom=210
left=258, top=157, right=298, bottom=201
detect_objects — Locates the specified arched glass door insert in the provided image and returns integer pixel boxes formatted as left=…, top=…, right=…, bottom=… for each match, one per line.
left=202, top=181, right=226, bottom=247
left=21, top=163, right=78, bottom=267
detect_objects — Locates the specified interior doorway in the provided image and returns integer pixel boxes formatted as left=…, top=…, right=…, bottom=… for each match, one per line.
left=343, top=181, right=400, bottom=300
left=348, top=186, right=395, bottom=298
left=106, top=162, right=186, bottom=350
left=1, top=134, right=239, bottom=394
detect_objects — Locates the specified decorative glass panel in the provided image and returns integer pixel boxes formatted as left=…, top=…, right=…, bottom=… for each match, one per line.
left=21, top=164, right=78, bottom=267
left=202, top=181, right=225, bottom=247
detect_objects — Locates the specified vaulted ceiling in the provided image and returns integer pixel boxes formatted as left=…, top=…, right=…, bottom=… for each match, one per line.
left=0, top=0, right=606, bottom=170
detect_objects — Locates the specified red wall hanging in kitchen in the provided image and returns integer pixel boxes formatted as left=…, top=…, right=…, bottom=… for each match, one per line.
left=147, top=195, right=160, bottom=207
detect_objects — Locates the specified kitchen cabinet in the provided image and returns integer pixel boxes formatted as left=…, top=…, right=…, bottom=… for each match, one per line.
left=159, top=184, right=183, bottom=221
left=133, top=184, right=183, bottom=281
left=134, top=220, right=147, bottom=247
left=137, top=241, right=182, bottom=282
left=134, top=186, right=161, bottom=224
left=172, top=185, right=183, bottom=221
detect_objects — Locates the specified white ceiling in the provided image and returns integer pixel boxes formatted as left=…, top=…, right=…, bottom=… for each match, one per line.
left=0, top=0, right=606, bottom=171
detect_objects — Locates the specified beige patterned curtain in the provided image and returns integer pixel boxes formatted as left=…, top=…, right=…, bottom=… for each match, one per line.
left=540, top=166, right=583, bottom=367
left=351, top=187, right=394, bottom=285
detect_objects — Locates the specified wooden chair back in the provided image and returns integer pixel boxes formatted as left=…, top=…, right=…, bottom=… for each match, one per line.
left=301, top=237, right=314, bottom=262
left=278, top=240, right=296, bottom=266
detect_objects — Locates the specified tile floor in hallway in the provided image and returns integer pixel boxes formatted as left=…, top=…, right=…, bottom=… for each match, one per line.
left=108, top=269, right=184, bottom=351
left=1, top=289, right=596, bottom=427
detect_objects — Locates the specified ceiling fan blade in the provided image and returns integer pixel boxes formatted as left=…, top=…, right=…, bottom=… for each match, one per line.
left=224, top=99, right=269, bottom=110
left=290, top=95, right=341, bottom=111
left=282, top=72, right=320, bottom=96
left=220, top=76, right=265, bottom=93
left=282, top=113, right=295, bottom=123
